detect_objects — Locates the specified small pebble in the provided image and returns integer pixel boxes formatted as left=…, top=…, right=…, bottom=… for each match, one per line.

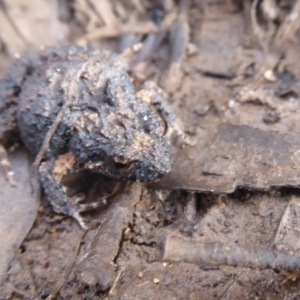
left=264, top=69, right=276, bottom=82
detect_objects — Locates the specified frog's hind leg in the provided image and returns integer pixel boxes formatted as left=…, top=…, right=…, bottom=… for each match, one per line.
left=38, top=152, right=107, bottom=229
left=0, top=145, right=16, bottom=186
left=0, top=54, right=35, bottom=186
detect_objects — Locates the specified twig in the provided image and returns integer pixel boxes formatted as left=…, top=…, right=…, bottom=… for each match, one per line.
left=109, top=268, right=124, bottom=296
left=31, top=56, right=90, bottom=181
left=158, top=236, right=300, bottom=272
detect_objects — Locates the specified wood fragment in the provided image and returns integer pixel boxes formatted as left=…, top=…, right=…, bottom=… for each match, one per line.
left=109, top=268, right=124, bottom=296
left=276, top=0, right=300, bottom=43
left=88, top=0, right=118, bottom=28
left=159, top=236, right=300, bottom=272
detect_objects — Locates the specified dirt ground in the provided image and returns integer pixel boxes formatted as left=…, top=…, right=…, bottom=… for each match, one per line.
left=2, top=0, right=300, bottom=299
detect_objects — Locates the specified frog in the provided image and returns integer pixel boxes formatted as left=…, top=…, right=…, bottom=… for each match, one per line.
left=0, top=45, right=175, bottom=228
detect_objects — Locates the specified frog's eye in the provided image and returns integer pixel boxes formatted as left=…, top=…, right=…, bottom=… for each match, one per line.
left=156, top=113, right=168, bottom=136
left=160, top=116, right=168, bottom=136
left=145, top=113, right=168, bottom=136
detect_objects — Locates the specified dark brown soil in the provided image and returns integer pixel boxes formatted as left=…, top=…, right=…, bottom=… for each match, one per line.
left=2, top=1, right=300, bottom=299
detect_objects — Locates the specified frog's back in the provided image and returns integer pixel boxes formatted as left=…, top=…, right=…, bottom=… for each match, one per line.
left=17, top=45, right=125, bottom=157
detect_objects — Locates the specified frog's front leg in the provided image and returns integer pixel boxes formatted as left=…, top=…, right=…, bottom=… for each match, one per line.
left=136, top=81, right=195, bottom=145
left=38, top=152, right=106, bottom=229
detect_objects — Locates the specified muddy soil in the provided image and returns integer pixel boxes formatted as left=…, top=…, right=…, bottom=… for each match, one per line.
left=2, top=0, right=300, bottom=299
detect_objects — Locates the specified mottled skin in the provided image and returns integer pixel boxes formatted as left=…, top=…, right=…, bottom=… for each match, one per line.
left=0, top=45, right=173, bottom=227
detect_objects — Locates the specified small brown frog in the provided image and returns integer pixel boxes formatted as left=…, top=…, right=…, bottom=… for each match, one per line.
left=0, top=45, right=175, bottom=228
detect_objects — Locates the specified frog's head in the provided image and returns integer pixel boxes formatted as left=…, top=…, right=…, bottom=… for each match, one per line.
left=70, top=58, right=173, bottom=182
left=81, top=105, right=173, bottom=182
